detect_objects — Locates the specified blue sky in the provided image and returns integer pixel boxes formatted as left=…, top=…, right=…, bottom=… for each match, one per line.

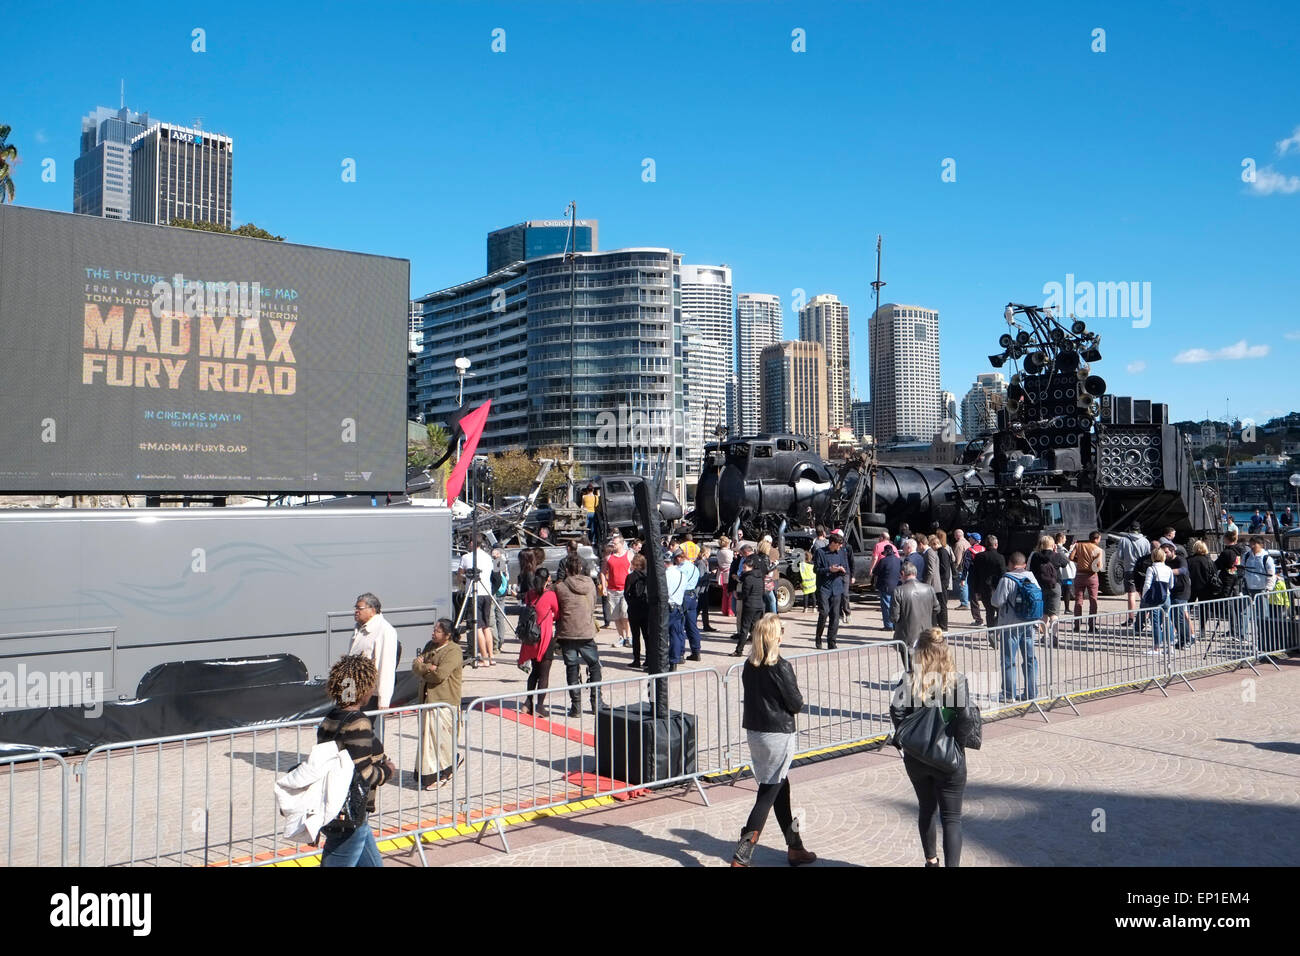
left=6, top=0, right=1299, bottom=426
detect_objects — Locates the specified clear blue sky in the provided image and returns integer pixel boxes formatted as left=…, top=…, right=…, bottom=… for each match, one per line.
left=6, top=0, right=1299, bottom=426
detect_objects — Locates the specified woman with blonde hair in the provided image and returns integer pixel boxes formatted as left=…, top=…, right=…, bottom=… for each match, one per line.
left=889, top=627, right=981, bottom=867
left=717, top=535, right=734, bottom=617
left=732, top=613, right=815, bottom=867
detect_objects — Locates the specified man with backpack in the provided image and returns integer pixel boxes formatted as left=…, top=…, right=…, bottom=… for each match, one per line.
left=991, top=553, right=1042, bottom=702
left=1110, top=524, right=1151, bottom=628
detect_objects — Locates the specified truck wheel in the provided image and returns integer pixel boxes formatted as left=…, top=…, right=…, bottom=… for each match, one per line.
left=775, top=577, right=796, bottom=614
left=862, top=512, right=888, bottom=527
left=1100, top=541, right=1125, bottom=596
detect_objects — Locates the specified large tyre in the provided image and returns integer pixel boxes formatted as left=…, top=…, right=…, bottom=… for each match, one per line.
left=1100, top=541, right=1126, bottom=596
left=862, top=512, right=888, bottom=527
left=775, top=576, right=797, bottom=614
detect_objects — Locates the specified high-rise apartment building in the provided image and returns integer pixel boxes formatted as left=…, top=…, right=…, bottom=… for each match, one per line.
left=736, top=293, right=782, bottom=435
left=408, top=300, right=422, bottom=353
left=960, top=372, right=1006, bottom=440
left=869, top=303, right=941, bottom=445
left=682, top=320, right=726, bottom=479
left=679, top=264, right=733, bottom=434
left=760, top=340, right=829, bottom=458
left=486, top=219, right=597, bottom=273
left=411, top=244, right=684, bottom=493
left=799, top=293, right=851, bottom=429
left=129, top=122, right=233, bottom=228
left=73, top=105, right=151, bottom=220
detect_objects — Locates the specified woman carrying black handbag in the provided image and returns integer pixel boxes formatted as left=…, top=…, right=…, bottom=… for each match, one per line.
left=889, top=627, right=982, bottom=867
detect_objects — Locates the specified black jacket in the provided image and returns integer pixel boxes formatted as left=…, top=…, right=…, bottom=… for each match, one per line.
left=739, top=554, right=770, bottom=608
left=969, top=549, right=1006, bottom=597
left=889, top=673, right=982, bottom=756
left=1188, top=553, right=1220, bottom=601
left=741, top=658, right=803, bottom=734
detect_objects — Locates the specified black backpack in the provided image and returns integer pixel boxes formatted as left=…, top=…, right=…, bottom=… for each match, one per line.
left=517, top=601, right=542, bottom=645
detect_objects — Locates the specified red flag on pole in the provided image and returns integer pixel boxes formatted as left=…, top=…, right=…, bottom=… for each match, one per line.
left=444, top=400, right=492, bottom=504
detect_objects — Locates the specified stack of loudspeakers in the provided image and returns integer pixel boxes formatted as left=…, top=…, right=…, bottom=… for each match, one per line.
left=1017, top=371, right=1089, bottom=455
left=1096, top=424, right=1180, bottom=490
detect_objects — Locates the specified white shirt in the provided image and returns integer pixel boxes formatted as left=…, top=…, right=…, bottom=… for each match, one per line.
left=349, top=612, right=398, bottom=708
left=459, top=549, right=493, bottom=598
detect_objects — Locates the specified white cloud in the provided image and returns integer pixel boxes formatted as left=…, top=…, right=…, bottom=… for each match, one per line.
left=33, top=129, right=47, bottom=144
left=1126, top=360, right=1146, bottom=373
left=1250, top=167, right=1300, bottom=195
left=1278, top=125, right=1300, bottom=156
left=1284, top=330, right=1300, bottom=340
left=1173, top=340, right=1270, bottom=364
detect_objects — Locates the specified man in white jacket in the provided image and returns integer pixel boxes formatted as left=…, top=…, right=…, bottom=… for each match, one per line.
left=349, top=593, right=398, bottom=709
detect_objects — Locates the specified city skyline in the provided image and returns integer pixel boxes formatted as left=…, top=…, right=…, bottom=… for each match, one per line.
left=5, top=1, right=1298, bottom=426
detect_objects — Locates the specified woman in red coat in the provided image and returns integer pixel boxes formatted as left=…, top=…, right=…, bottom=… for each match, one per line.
left=519, top=567, right=559, bottom=716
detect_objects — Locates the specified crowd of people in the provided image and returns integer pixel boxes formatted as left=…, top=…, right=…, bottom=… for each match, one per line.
left=308, top=520, right=1288, bottom=868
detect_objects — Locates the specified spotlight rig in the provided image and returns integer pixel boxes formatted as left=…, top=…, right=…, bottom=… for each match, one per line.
left=982, top=303, right=1108, bottom=474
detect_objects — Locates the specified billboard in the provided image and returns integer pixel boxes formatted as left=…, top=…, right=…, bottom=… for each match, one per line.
left=0, top=205, right=409, bottom=493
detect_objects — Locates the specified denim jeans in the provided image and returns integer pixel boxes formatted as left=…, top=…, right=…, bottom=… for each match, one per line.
left=320, top=822, right=383, bottom=867
left=1170, top=598, right=1192, bottom=646
left=1144, top=603, right=1171, bottom=648
left=1000, top=623, right=1038, bottom=701
left=668, top=607, right=686, bottom=663
left=682, top=593, right=701, bottom=655
left=764, top=591, right=778, bottom=614
left=958, top=578, right=969, bottom=605
left=879, top=591, right=894, bottom=629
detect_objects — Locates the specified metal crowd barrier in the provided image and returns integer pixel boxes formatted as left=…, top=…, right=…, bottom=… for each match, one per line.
left=7, top=588, right=1296, bottom=866
left=461, top=667, right=722, bottom=852
left=721, top=641, right=906, bottom=772
left=1, top=751, right=69, bottom=867
left=74, top=701, right=459, bottom=867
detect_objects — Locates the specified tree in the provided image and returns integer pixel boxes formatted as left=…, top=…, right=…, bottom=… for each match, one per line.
left=169, top=218, right=284, bottom=241
left=407, top=423, right=451, bottom=495
left=0, top=125, right=17, bottom=203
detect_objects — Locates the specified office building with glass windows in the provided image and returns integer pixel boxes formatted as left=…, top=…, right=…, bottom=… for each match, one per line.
left=486, top=220, right=597, bottom=274
left=799, top=293, right=851, bottom=429
left=761, top=340, right=829, bottom=458
left=682, top=320, right=727, bottom=480
left=736, top=293, right=783, bottom=436
left=73, top=105, right=152, bottom=220
left=129, top=122, right=233, bottom=228
left=870, top=303, right=941, bottom=445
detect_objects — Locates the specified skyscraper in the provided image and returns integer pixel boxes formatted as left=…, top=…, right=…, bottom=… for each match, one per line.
left=851, top=399, right=873, bottom=441
left=960, top=372, right=1006, bottom=439
left=760, top=341, right=829, bottom=458
left=486, top=219, right=597, bottom=273
left=413, top=245, right=685, bottom=495
left=682, top=320, right=726, bottom=479
left=869, top=303, right=941, bottom=445
left=941, top=390, right=958, bottom=435
left=73, top=105, right=151, bottom=220
left=736, top=293, right=782, bottom=435
left=129, top=122, right=233, bottom=228
left=679, top=264, right=733, bottom=433
left=799, top=293, right=851, bottom=429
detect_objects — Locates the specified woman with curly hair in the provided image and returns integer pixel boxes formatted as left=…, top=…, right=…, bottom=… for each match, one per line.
left=317, top=655, right=396, bottom=866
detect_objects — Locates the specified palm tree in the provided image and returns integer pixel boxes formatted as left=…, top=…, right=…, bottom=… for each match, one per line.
left=0, top=125, right=17, bottom=203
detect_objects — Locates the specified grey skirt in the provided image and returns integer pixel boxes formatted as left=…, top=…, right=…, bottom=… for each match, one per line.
left=747, top=729, right=797, bottom=785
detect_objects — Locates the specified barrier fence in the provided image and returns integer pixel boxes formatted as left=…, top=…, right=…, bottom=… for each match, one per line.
left=460, top=667, right=722, bottom=852
left=0, top=588, right=1295, bottom=865
left=1, top=751, right=68, bottom=867
left=721, top=641, right=906, bottom=772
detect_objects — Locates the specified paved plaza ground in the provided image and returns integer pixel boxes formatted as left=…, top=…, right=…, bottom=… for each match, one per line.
left=405, top=656, right=1300, bottom=867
